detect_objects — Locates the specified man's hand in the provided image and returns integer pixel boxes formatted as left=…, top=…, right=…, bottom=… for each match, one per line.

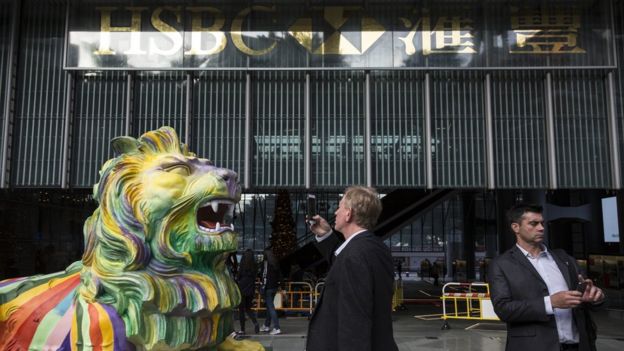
left=550, top=290, right=582, bottom=309
left=308, top=215, right=332, bottom=237
left=578, top=274, right=604, bottom=303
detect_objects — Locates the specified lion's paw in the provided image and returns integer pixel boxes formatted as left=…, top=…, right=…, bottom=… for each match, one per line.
left=217, top=335, right=265, bottom=351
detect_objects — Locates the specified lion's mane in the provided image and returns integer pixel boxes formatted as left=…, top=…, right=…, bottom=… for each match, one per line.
left=78, top=127, right=240, bottom=349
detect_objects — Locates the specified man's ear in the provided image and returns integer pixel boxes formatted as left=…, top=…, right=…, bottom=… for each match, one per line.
left=511, top=222, right=520, bottom=234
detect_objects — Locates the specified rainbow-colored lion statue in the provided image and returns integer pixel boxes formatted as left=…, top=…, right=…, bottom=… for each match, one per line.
left=0, top=127, right=263, bottom=351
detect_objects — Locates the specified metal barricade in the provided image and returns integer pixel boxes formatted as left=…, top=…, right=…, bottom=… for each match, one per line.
left=392, top=279, right=406, bottom=311
left=313, top=280, right=325, bottom=306
left=440, top=282, right=499, bottom=329
left=253, top=281, right=315, bottom=316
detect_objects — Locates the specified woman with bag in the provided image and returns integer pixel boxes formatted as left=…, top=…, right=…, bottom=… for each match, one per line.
left=259, top=248, right=282, bottom=335
left=236, top=249, right=260, bottom=336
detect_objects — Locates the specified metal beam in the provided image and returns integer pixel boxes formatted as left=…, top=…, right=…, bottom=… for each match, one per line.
left=305, top=72, right=311, bottom=189
left=244, top=72, right=251, bottom=190
left=606, top=71, right=622, bottom=189
left=1, top=0, right=21, bottom=188
left=484, top=73, right=495, bottom=189
left=365, top=71, right=372, bottom=187
left=63, top=66, right=619, bottom=73
left=185, top=72, right=192, bottom=147
left=545, top=72, right=557, bottom=189
left=125, top=72, right=133, bottom=135
left=60, top=72, right=74, bottom=189
left=425, top=73, right=432, bottom=189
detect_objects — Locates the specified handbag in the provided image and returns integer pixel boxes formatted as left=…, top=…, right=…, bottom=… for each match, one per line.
left=273, top=290, right=283, bottom=308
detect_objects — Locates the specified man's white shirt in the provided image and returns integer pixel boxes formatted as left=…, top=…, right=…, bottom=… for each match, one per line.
left=516, top=244, right=579, bottom=344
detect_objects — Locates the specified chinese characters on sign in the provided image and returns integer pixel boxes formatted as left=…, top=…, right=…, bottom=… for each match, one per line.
left=509, top=6, right=585, bottom=54
left=398, top=9, right=477, bottom=56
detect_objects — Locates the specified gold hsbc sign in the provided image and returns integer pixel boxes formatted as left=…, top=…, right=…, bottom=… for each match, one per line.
left=65, top=4, right=611, bottom=70
left=90, top=6, right=385, bottom=57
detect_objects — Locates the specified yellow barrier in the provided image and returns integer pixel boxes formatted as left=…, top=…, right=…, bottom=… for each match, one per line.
left=313, top=280, right=324, bottom=306
left=392, top=279, right=405, bottom=311
left=253, top=281, right=315, bottom=315
left=440, top=282, right=499, bottom=329
left=249, top=278, right=410, bottom=316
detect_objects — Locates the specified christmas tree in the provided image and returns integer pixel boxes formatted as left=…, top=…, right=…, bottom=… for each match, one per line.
left=269, top=189, right=298, bottom=260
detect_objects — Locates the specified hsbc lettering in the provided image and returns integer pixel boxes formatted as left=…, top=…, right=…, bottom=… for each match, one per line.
left=94, top=6, right=279, bottom=57
left=65, top=4, right=607, bottom=69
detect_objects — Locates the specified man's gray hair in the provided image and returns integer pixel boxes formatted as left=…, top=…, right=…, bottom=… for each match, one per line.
left=342, top=186, right=382, bottom=230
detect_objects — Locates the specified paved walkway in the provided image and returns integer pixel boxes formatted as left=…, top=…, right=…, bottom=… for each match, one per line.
left=237, top=280, right=624, bottom=351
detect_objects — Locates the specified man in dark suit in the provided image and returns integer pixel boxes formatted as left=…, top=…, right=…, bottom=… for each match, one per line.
left=488, top=203, right=604, bottom=351
left=306, top=186, right=398, bottom=351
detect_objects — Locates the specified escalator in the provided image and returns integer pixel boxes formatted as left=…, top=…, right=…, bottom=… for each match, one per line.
left=281, top=189, right=457, bottom=275
left=374, top=189, right=457, bottom=241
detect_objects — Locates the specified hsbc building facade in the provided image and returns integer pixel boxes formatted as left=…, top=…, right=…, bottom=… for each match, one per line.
left=0, top=0, right=623, bottom=277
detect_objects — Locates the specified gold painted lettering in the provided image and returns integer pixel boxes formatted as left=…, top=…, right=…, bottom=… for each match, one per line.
left=184, top=7, right=226, bottom=55
left=150, top=6, right=183, bottom=56
left=510, top=6, right=585, bottom=54
left=231, top=6, right=277, bottom=56
left=95, top=7, right=147, bottom=55
left=398, top=8, right=475, bottom=56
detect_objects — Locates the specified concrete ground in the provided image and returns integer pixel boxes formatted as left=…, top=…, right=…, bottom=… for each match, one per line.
left=236, top=280, right=624, bottom=351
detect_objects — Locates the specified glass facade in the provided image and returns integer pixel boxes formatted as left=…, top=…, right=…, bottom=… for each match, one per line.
left=311, top=71, right=367, bottom=188
left=386, top=195, right=460, bottom=253
left=0, top=0, right=621, bottom=191
left=12, top=0, right=68, bottom=187
left=235, top=191, right=341, bottom=251
left=614, top=1, right=624, bottom=183
left=134, top=71, right=188, bottom=138
left=253, top=71, right=306, bottom=188
left=0, top=0, right=622, bottom=289
left=72, top=72, right=127, bottom=187
left=492, top=71, right=548, bottom=188
left=370, top=71, right=426, bottom=187
left=552, top=70, right=612, bottom=188
left=193, top=71, right=247, bottom=181
left=431, top=71, right=486, bottom=187
left=0, top=0, right=11, bottom=168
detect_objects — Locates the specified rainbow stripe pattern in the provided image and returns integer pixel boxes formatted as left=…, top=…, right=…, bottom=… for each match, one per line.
left=0, top=264, right=134, bottom=351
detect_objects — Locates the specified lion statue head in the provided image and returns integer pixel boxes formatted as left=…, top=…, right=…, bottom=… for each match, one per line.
left=79, top=126, right=243, bottom=349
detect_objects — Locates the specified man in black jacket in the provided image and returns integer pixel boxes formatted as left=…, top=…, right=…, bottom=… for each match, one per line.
left=306, top=186, right=398, bottom=351
left=488, top=203, right=604, bottom=351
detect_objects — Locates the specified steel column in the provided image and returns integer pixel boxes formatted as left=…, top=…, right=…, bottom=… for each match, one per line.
left=305, top=72, right=311, bottom=189
left=425, top=72, right=432, bottom=189
left=60, top=71, right=74, bottom=188
left=545, top=72, right=558, bottom=189
left=125, top=73, right=133, bottom=135
left=244, top=72, right=251, bottom=189
left=606, top=71, right=622, bottom=189
left=1, top=0, right=20, bottom=188
left=185, top=72, right=192, bottom=146
left=484, top=73, right=495, bottom=189
left=365, top=71, right=372, bottom=187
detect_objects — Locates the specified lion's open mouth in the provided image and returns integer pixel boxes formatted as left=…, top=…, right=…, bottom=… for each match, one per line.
left=197, top=200, right=235, bottom=233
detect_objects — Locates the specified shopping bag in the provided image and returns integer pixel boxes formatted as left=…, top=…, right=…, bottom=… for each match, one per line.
left=273, top=291, right=283, bottom=308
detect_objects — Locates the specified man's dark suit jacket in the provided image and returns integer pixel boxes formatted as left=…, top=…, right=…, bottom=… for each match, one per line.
left=306, top=231, right=399, bottom=351
left=488, top=246, right=598, bottom=351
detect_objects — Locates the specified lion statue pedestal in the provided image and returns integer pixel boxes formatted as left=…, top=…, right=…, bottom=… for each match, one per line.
left=0, top=127, right=264, bottom=351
